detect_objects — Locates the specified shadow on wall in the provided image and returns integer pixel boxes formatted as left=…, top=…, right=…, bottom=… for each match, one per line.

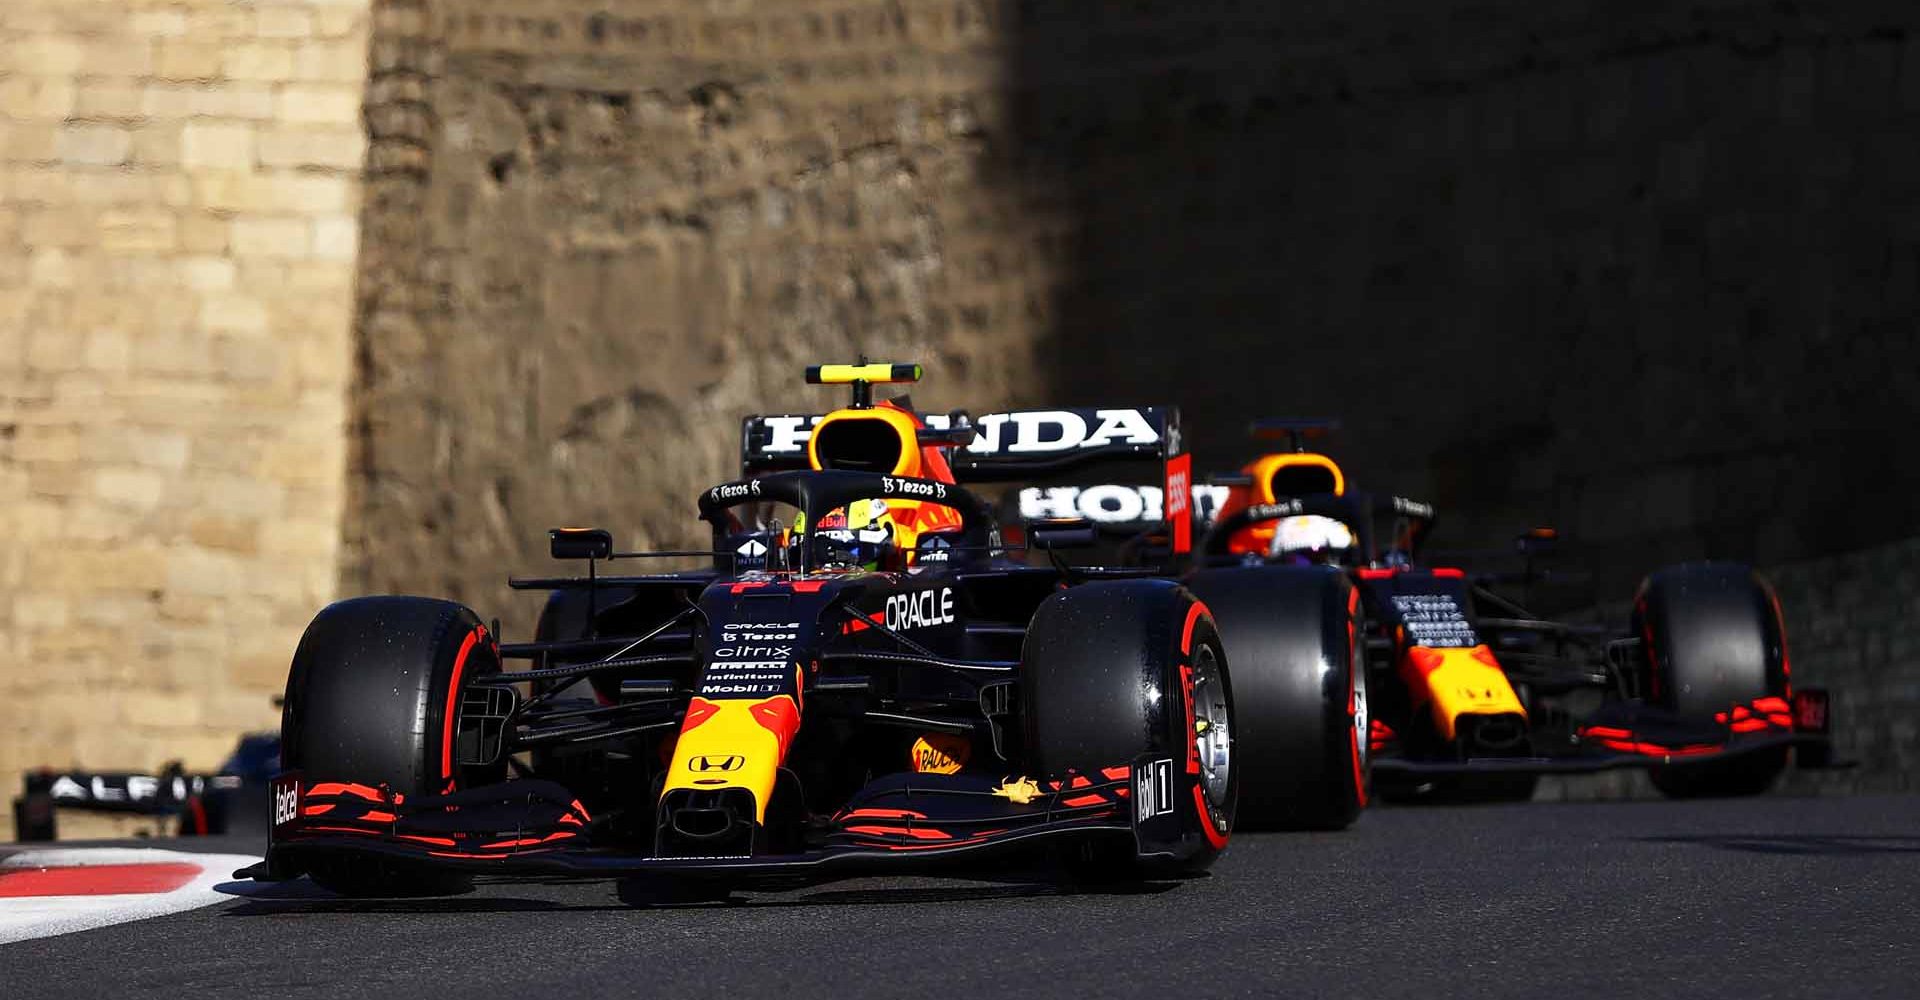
left=1006, top=0, right=1920, bottom=597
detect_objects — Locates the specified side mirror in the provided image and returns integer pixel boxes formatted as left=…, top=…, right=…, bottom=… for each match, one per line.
left=1514, top=526, right=1558, bottom=556
left=918, top=410, right=977, bottom=448
left=549, top=527, right=613, bottom=561
left=1026, top=518, right=1096, bottom=550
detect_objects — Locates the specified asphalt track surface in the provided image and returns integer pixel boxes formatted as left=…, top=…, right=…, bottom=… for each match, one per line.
left=4, top=793, right=1917, bottom=1000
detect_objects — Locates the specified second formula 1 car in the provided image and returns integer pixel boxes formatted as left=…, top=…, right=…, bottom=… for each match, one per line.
left=244, top=364, right=1236, bottom=896
left=12, top=731, right=277, bottom=843
left=1196, top=420, right=1836, bottom=802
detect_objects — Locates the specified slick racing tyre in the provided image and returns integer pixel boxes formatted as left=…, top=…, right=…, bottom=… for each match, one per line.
left=1022, top=580, right=1235, bottom=878
left=1186, top=565, right=1367, bottom=829
left=1634, top=563, right=1790, bottom=799
left=281, top=596, right=505, bottom=896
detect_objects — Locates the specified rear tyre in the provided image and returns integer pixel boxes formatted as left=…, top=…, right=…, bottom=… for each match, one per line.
left=1634, top=563, right=1790, bottom=799
left=1186, top=565, right=1366, bottom=830
left=1022, top=581, right=1235, bottom=878
left=281, top=596, right=503, bottom=896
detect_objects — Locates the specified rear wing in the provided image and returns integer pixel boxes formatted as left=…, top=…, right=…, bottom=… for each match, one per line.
left=1196, top=491, right=1438, bottom=565
left=742, top=406, right=1200, bottom=556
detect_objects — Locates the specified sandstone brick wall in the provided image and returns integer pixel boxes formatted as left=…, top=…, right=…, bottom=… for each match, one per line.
left=344, top=0, right=1050, bottom=612
left=349, top=0, right=1920, bottom=612
left=0, top=0, right=370, bottom=837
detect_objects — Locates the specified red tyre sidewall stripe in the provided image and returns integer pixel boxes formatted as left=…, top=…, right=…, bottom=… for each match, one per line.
left=1347, top=585, right=1367, bottom=808
left=1180, top=600, right=1207, bottom=655
left=1767, top=585, right=1792, bottom=698
left=1181, top=600, right=1230, bottom=850
left=441, top=626, right=483, bottom=787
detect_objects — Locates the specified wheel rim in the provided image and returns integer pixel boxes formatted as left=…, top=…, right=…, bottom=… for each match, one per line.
left=1352, top=628, right=1370, bottom=770
left=1190, top=642, right=1233, bottom=820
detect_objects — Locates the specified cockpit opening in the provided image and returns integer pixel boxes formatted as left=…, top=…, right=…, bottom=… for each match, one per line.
left=810, top=417, right=909, bottom=473
left=1269, top=463, right=1339, bottom=499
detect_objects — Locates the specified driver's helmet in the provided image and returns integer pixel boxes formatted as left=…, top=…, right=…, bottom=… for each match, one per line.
left=1268, top=514, right=1355, bottom=566
left=790, top=498, right=906, bottom=571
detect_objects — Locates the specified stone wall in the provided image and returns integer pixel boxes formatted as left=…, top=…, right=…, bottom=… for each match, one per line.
left=1006, top=1, right=1920, bottom=600
left=344, top=0, right=1050, bottom=613
left=350, top=0, right=1920, bottom=612
left=1775, top=537, right=1920, bottom=790
left=0, top=0, right=369, bottom=837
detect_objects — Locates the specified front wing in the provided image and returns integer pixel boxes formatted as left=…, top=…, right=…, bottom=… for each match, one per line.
left=1371, top=691, right=1840, bottom=779
left=244, top=761, right=1175, bottom=887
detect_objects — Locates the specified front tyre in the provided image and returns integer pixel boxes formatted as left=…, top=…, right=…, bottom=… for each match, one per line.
left=1022, top=581, right=1236, bottom=877
left=281, top=596, right=504, bottom=896
left=1634, top=563, right=1790, bottom=798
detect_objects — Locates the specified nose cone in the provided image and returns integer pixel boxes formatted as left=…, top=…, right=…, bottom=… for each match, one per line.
left=659, top=655, right=806, bottom=847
